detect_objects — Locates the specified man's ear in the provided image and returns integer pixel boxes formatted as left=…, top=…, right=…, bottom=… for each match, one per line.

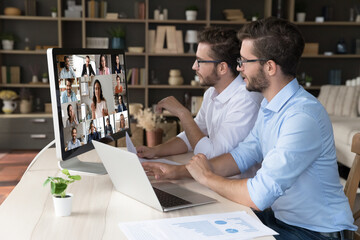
left=265, top=60, right=277, bottom=76
left=217, top=62, right=229, bottom=75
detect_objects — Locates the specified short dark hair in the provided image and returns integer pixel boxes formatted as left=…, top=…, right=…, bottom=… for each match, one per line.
left=198, top=27, right=240, bottom=77
left=237, top=17, right=304, bottom=77
left=71, top=127, right=77, bottom=134
left=64, top=56, right=69, bottom=62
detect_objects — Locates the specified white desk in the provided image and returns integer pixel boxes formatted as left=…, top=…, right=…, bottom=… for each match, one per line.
left=0, top=148, right=274, bottom=240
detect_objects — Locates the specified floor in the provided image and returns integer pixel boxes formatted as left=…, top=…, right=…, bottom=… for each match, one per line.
left=0, top=151, right=359, bottom=235
left=0, top=151, right=38, bottom=205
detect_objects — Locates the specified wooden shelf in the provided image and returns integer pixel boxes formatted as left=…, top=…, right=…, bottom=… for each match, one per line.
left=148, top=19, right=207, bottom=24
left=296, top=21, right=360, bottom=26
left=128, top=85, right=146, bottom=89
left=148, top=85, right=206, bottom=89
left=0, top=113, right=52, bottom=118
left=0, top=83, right=49, bottom=88
left=0, top=15, right=57, bottom=21
left=210, top=20, right=249, bottom=25
left=148, top=53, right=196, bottom=57
left=85, top=18, right=146, bottom=23
left=0, top=50, right=47, bottom=55
left=302, top=54, right=360, bottom=58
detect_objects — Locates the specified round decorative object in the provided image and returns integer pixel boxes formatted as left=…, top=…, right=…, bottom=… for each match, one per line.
left=168, top=76, right=184, bottom=85
left=4, top=7, right=21, bottom=16
left=169, top=69, right=181, bottom=77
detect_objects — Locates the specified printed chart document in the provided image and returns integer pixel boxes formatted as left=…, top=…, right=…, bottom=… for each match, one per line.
left=126, top=132, right=180, bottom=165
left=119, top=211, right=278, bottom=240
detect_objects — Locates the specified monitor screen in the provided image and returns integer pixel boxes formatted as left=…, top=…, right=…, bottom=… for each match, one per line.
left=47, top=48, right=131, bottom=169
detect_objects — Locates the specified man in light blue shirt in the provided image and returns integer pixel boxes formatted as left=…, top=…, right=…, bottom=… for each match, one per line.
left=60, top=55, right=76, bottom=79
left=61, top=78, right=77, bottom=103
left=67, top=127, right=81, bottom=150
left=142, top=18, right=357, bottom=239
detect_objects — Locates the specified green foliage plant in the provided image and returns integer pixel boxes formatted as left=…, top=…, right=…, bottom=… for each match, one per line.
left=185, top=5, right=198, bottom=11
left=107, top=26, right=125, bottom=38
left=43, top=169, right=81, bottom=198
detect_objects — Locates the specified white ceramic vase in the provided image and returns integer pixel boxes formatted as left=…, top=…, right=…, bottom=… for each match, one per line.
left=296, top=12, right=306, bottom=22
left=185, top=10, right=197, bottom=21
left=52, top=193, right=73, bottom=217
left=2, top=100, right=17, bottom=114
left=20, top=99, right=32, bottom=114
left=2, top=40, right=14, bottom=50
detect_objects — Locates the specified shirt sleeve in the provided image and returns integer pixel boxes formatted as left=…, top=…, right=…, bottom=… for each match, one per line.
left=246, top=112, right=323, bottom=210
left=194, top=95, right=260, bottom=159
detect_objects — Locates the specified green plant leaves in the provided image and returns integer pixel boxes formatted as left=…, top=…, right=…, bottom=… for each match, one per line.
left=43, top=169, right=81, bottom=198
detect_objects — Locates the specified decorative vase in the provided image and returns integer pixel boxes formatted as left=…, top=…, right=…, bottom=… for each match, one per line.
left=51, top=12, right=57, bottom=18
left=296, top=12, right=306, bottom=22
left=112, top=37, right=125, bottom=49
left=32, top=75, right=38, bottom=83
left=52, top=193, right=73, bottom=217
left=20, top=99, right=32, bottom=114
left=146, top=128, right=163, bottom=147
left=2, top=100, right=17, bottom=114
left=185, top=10, right=197, bottom=21
left=2, top=40, right=14, bottom=50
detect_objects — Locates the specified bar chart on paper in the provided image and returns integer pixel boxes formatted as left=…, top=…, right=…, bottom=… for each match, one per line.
left=119, top=211, right=278, bottom=240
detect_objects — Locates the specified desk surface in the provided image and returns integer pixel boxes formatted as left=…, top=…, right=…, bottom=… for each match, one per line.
left=0, top=148, right=274, bottom=240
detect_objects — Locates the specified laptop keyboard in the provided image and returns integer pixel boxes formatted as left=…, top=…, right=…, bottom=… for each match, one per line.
left=153, top=187, right=191, bottom=208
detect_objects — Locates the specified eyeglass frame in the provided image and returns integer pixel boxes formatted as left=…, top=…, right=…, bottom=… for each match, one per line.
left=195, top=59, right=222, bottom=68
left=236, top=57, right=268, bottom=68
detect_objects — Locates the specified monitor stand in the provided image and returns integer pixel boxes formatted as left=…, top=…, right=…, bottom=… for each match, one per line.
left=58, top=157, right=107, bottom=175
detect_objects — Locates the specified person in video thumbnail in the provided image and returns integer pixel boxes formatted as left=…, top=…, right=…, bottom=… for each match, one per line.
left=67, top=127, right=81, bottom=150
left=87, top=120, right=100, bottom=143
left=61, top=78, right=77, bottom=103
left=119, top=113, right=126, bottom=130
left=66, top=104, right=78, bottom=127
left=60, top=55, right=76, bottom=79
left=104, top=117, right=113, bottom=136
left=114, top=55, right=122, bottom=74
left=81, top=55, right=95, bottom=77
left=114, top=75, right=123, bottom=94
left=117, top=94, right=127, bottom=113
left=98, top=54, right=110, bottom=75
left=91, top=79, right=108, bottom=119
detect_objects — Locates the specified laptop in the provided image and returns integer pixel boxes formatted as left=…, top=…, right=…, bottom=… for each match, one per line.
left=92, top=141, right=217, bottom=212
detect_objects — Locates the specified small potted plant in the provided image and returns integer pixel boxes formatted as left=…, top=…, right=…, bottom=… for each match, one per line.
left=305, top=75, right=312, bottom=87
left=107, top=25, right=125, bottom=49
left=185, top=5, right=198, bottom=21
left=0, top=32, right=16, bottom=50
left=51, top=7, right=57, bottom=18
left=295, top=1, right=307, bottom=22
left=42, top=72, right=49, bottom=83
left=43, top=169, right=81, bottom=217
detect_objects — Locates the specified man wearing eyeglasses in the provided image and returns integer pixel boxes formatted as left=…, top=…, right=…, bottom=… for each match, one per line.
left=143, top=18, right=357, bottom=239
left=137, top=27, right=263, bottom=167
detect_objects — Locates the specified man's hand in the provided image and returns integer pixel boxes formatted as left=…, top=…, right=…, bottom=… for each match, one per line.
left=156, top=96, right=189, bottom=118
left=185, top=153, right=214, bottom=186
left=136, top=145, right=157, bottom=159
left=142, top=162, right=182, bottom=180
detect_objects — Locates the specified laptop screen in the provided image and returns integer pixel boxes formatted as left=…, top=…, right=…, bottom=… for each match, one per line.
left=47, top=48, right=130, bottom=161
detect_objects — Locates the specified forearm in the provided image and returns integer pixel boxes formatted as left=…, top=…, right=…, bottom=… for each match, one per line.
left=210, top=153, right=241, bottom=177
left=178, top=111, right=205, bottom=150
left=205, top=174, right=259, bottom=210
left=153, top=137, right=188, bottom=157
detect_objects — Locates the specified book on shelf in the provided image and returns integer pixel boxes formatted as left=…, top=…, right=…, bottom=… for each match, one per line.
left=1, top=66, right=20, bottom=84
left=126, top=68, right=146, bottom=86
left=25, top=0, right=37, bottom=16
left=153, top=26, right=184, bottom=54
left=191, top=96, right=203, bottom=115
left=138, top=2, right=146, bottom=19
left=99, top=0, right=107, bottom=18
left=88, top=0, right=99, bottom=18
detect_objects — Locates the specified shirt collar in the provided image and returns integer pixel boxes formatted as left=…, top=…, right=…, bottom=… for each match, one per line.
left=261, top=78, right=300, bottom=113
left=212, top=74, right=244, bottom=103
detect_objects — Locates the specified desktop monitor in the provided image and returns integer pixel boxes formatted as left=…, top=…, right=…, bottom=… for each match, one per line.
left=47, top=48, right=131, bottom=175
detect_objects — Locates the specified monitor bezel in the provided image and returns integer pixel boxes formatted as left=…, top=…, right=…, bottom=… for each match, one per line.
left=48, top=48, right=131, bottom=161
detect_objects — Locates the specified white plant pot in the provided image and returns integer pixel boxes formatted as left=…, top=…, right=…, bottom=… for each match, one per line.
left=296, top=12, right=306, bottom=22
left=305, top=82, right=311, bottom=87
left=51, top=12, right=57, bottom=18
left=2, top=40, right=14, bottom=50
left=52, top=193, right=73, bottom=217
left=185, top=10, right=197, bottom=21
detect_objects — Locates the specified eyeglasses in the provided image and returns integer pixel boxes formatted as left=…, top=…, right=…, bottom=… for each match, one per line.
left=236, top=57, right=268, bottom=68
left=195, top=59, right=222, bottom=68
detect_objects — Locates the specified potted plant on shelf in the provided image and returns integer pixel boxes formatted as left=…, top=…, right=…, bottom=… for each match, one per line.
left=108, top=25, right=125, bottom=49
left=0, top=32, right=16, bottom=50
left=51, top=7, right=57, bottom=18
left=134, top=108, right=163, bottom=147
left=295, top=1, right=307, bottom=22
left=185, top=5, right=198, bottom=21
left=43, top=169, right=81, bottom=217
left=0, top=90, right=18, bottom=114
left=305, top=75, right=312, bottom=87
